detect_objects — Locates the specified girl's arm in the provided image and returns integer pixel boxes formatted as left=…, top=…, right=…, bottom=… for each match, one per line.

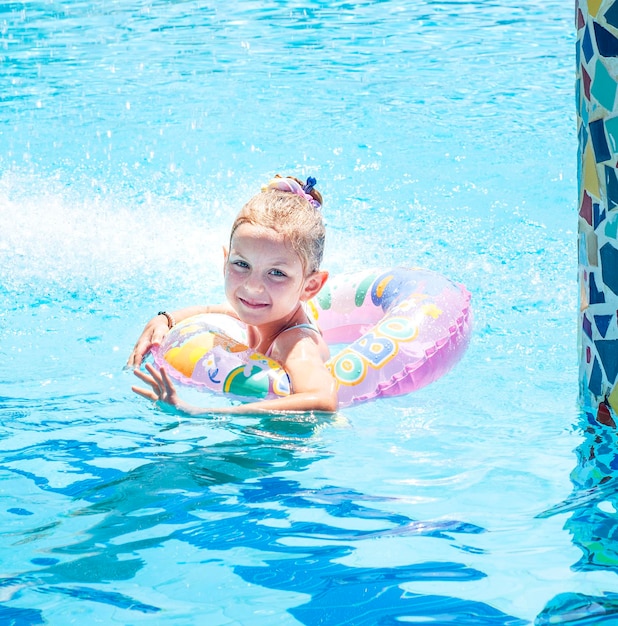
left=126, top=303, right=236, bottom=368
left=132, top=332, right=339, bottom=414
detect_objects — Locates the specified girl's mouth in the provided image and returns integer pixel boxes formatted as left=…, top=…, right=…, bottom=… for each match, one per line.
left=239, top=298, right=269, bottom=310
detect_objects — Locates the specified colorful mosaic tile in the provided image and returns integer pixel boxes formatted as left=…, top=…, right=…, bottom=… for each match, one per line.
left=583, top=25, right=595, bottom=62
left=591, top=59, right=616, bottom=110
left=605, top=1, right=618, bottom=27
left=580, top=190, right=593, bottom=225
left=590, top=119, right=612, bottom=162
left=604, top=114, right=618, bottom=150
left=593, top=21, right=618, bottom=56
left=578, top=0, right=618, bottom=415
left=595, top=314, right=613, bottom=337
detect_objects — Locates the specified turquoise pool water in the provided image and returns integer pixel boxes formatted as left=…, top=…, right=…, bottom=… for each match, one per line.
left=0, top=1, right=602, bottom=624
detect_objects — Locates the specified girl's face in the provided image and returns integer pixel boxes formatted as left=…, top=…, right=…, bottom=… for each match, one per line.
left=224, top=223, right=310, bottom=327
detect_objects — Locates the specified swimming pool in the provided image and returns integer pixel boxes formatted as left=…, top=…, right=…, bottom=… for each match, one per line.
left=0, top=0, right=597, bottom=623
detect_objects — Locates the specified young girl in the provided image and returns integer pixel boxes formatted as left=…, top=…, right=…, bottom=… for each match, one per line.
left=129, top=175, right=339, bottom=415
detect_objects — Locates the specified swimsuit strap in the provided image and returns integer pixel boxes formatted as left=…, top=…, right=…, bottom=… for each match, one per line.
left=265, top=322, right=320, bottom=357
left=280, top=323, right=319, bottom=333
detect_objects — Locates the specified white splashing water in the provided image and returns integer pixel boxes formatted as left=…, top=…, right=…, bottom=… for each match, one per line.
left=0, top=170, right=234, bottom=299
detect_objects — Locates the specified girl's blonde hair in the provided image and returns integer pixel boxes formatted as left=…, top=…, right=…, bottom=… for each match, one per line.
left=230, top=176, right=326, bottom=273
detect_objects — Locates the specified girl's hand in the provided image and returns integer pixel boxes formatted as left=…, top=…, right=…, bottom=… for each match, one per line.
left=126, top=316, right=170, bottom=368
left=126, top=305, right=235, bottom=369
left=132, top=364, right=181, bottom=407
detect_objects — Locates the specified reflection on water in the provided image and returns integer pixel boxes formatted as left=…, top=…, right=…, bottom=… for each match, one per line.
left=0, top=407, right=526, bottom=624
left=537, top=407, right=618, bottom=625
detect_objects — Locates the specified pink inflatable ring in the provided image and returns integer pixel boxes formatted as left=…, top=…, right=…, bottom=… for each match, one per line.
left=152, top=267, right=472, bottom=408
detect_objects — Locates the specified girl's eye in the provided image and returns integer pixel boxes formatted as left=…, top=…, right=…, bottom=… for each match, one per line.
left=269, top=269, right=287, bottom=278
left=232, top=260, right=249, bottom=269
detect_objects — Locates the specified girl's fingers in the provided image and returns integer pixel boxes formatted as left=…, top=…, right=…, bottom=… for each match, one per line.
left=144, top=362, right=163, bottom=381
left=132, top=366, right=166, bottom=400
left=132, top=368, right=150, bottom=382
left=144, top=364, right=166, bottom=390
left=132, top=368, right=159, bottom=389
left=132, top=365, right=179, bottom=406
left=159, top=367, right=175, bottom=392
left=132, top=385, right=157, bottom=401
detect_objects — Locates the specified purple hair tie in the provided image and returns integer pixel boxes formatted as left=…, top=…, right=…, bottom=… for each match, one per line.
left=262, top=176, right=321, bottom=209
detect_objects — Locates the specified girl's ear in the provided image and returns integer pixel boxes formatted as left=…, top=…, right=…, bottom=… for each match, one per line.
left=222, top=246, right=228, bottom=275
left=301, top=271, right=329, bottom=301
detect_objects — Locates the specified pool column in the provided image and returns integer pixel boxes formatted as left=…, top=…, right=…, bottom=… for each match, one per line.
left=577, top=0, right=618, bottom=417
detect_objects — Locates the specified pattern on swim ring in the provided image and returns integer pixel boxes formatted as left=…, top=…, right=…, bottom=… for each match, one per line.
left=353, top=273, right=376, bottom=307
left=371, top=270, right=409, bottom=310
left=315, top=271, right=379, bottom=312
left=164, top=336, right=216, bottom=377
left=327, top=315, right=418, bottom=386
left=371, top=268, right=445, bottom=311
left=306, top=299, right=320, bottom=323
left=163, top=330, right=248, bottom=378
left=248, top=353, right=291, bottom=397
left=221, top=356, right=290, bottom=399
left=272, top=370, right=291, bottom=396
left=223, top=365, right=270, bottom=398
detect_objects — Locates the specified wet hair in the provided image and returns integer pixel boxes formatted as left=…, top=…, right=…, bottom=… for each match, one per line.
left=230, top=176, right=326, bottom=273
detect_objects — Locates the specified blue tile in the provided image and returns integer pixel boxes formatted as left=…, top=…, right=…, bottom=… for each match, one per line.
left=590, top=357, right=603, bottom=396
left=590, top=271, right=606, bottom=304
left=594, top=314, right=614, bottom=338
left=606, top=166, right=618, bottom=209
left=605, top=115, right=618, bottom=151
left=600, top=242, right=618, bottom=295
left=583, top=24, right=595, bottom=63
left=605, top=2, right=618, bottom=29
left=579, top=120, right=589, bottom=151
left=595, top=339, right=618, bottom=383
left=594, top=21, right=618, bottom=57
left=592, top=59, right=617, bottom=110
left=590, top=119, right=611, bottom=162
left=594, top=202, right=607, bottom=228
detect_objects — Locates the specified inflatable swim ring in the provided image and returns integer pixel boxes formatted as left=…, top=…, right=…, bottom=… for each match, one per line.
left=151, top=267, right=472, bottom=408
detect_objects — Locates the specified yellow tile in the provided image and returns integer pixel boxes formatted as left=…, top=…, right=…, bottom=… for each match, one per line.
left=587, top=229, right=599, bottom=265
left=588, top=0, right=603, bottom=17
left=584, top=140, right=601, bottom=199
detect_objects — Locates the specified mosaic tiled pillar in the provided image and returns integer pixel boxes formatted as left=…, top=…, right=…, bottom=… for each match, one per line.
left=577, top=0, right=618, bottom=415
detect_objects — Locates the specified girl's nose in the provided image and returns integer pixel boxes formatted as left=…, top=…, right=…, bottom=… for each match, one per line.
left=244, top=272, right=264, bottom=293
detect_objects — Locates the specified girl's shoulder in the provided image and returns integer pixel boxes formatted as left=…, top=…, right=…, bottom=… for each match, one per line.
left=267, top=322, right=328, bottom=361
